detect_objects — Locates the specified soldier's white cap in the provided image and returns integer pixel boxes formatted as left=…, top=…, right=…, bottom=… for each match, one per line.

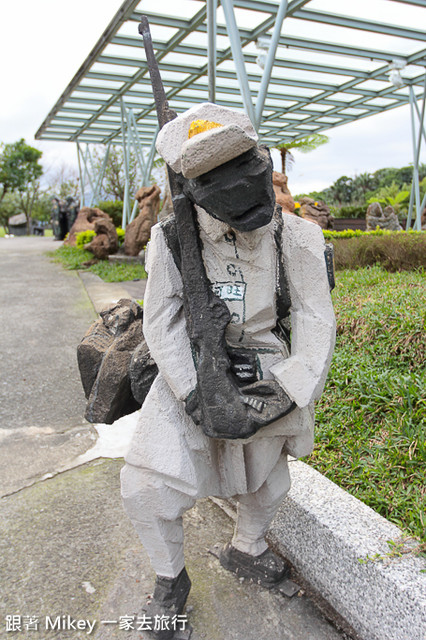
left=156, top=102, right=258, bottom=179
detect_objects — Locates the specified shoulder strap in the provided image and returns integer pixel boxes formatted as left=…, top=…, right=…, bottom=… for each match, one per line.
left=160, top=214, right=181, bottom=272
left=324, top=243, right=336, bottom=291
left=273, top=205, right=292, bottom=321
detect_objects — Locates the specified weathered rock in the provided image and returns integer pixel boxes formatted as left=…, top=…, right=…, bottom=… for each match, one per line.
left=124, top=185, right=161, bottom=256
left=366, top=202, right=402, bottom=231
left=299, top=197, right=333, bottom=229
left=64, top=207, right=112, bottom=246
left=85, top=217, right=119, bottom=260
left=77, top=299, right=144, bottom=424
left=272, top=172, right=295, bottom=214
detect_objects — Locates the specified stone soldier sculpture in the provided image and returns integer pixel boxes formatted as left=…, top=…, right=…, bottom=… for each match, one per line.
left=121, top=107, right=336, bottom=638
left=120, top=18, right=335, bottom=640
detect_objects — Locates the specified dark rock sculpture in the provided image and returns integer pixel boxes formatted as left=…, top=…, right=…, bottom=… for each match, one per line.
left=51, top=196, right=79, bottom=240
left=77, top=299, right=147, bottom=424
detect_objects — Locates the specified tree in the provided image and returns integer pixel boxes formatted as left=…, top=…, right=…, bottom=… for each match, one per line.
left=93, top=145, right=140, bottom=201
left=0, top=139, right=43, bottom=233
left=274, top=133, right=329, bottom=175
left=44, top=162, right=79, bottom=199
left=351, top=172, right=378, bottom=203
left=328, top=175, right=354, bottom=206
left=0, top=192, right=19, bottom=233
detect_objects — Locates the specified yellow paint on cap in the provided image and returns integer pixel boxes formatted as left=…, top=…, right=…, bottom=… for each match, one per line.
left=188, top=119, right=223, bottom=139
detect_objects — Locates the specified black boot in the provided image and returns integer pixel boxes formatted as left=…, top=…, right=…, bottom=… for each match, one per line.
left=219, top=543, right=289, bottom=588
left=144, top=567, right=191, bottom=640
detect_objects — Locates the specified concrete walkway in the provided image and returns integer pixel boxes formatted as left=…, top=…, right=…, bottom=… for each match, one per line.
left=0, top=236, right=348, bottom=640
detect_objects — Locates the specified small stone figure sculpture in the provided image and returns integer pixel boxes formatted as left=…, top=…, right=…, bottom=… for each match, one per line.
left=85, top=217, right=119, bottom=260
left=120, top=104, right=336, bottom=639
left=366, top=201, right=402, bottom=231
left=298, top=196, right=334, bottom=229
left=51, top=195, right=79, bottom=240
left=124, top=184, right=161, bottom=256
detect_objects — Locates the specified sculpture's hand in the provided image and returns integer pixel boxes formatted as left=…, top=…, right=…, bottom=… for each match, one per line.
left=240, top=380, right=296, bottom=428
left=189, top=354, right=253, bottom=439
left=227, top=348, right=257, bottom=386
left=185, top=358, right=296, bottom=439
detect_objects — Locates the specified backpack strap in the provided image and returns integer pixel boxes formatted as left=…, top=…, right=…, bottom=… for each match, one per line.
left=324, top=243, right=336, bottom=291
left=273, top=205, right=292, bottom=322
left=161, top=214, right=181, bottom=272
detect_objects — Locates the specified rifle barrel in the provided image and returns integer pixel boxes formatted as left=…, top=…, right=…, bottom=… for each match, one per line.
left=139, top=16, right=177, bottom=129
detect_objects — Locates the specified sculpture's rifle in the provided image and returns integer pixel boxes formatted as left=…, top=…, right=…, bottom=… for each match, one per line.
left=139, top=17, right=295, bottom=438
left=139, top=14, right=231, bottom=346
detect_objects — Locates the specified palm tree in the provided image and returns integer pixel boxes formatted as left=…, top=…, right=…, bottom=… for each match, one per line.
left=275, top=134, right=329, bottom=175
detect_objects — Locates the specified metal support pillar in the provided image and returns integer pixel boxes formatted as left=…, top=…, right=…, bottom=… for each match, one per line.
left=120, top=98, right=131, bottom=228
left=221, top=0, right=256, bottom=125
left=412, top=91, right=426, bottom=147
left=125, top=107, right=147, bottom=178
left=254, top=0, right=288, bottom=130
left=76, top=142, right=85, bottom=207
left=143, top=125, right=159, bottom=186
left=77, top=141, right=98, bottom=208
left=207, top=0, right=217, bottom=103
left=129, top=199, right=139, bottom=224
left=407, top=82, right=426, bottom=231
left=120, top=103, right=160, bottom=225
left=91, top=141, right=111, bottom=206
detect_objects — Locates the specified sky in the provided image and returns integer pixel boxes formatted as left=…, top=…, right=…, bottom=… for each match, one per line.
left=0, top=0, right=422, bottom=196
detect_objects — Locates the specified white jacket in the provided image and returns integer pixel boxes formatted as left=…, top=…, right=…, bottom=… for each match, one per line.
left=125, top=208, right=336, bottom=496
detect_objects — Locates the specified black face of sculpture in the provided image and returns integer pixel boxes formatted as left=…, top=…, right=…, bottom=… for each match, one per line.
left=182, top=145, right=275, bottom=231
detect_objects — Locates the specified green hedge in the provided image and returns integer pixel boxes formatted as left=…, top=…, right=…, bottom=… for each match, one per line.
left=96, top=200, right=124, bottom=228
left=332, top=204, right=366, bottom=219
left=326, top=231, right=426, bottom=271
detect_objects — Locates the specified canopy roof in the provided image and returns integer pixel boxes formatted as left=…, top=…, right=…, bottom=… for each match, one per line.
left=35, top=0, right=426, bottom=148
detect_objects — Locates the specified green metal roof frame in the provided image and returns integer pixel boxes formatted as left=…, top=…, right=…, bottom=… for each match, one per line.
left=35, top=0, right=426, bottom=148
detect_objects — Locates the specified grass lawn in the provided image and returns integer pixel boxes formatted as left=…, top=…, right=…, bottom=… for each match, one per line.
left=48, top=244, right=147, bottom=281
left=0, top=227, right=53, bottom=238
left=308, top=266, right=425, bottom=545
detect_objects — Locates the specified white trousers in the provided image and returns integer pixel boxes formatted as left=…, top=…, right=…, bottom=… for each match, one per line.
left=121, top=452, right=290, bottom=578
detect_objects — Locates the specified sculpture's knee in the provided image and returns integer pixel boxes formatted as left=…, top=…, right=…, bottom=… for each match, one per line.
left=241, top=454, right=290, bottom=508
left=121, top=463, right=195, bottom=522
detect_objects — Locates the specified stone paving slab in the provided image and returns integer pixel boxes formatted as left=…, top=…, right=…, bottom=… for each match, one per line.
left=0, top=459, right=346, bottom=640
left=0, top=236, right=96, bottom=432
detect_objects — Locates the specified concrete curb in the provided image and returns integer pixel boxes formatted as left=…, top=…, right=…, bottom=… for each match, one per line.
left=268, top=461, right=426, bottom=640
left=78, top=271, right=132, bottom=314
